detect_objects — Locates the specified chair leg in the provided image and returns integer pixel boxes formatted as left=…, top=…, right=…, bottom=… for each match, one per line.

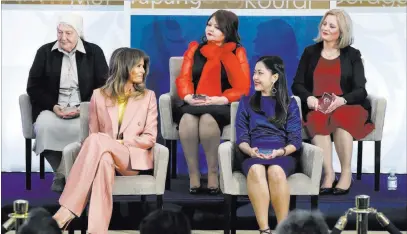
left=40, top=153, right=45, bottom=179
left=156, top=195, right=163, bottom=210
left=80, top=211, right=87, bottom=234
left=119, top=202, right=129, bottom=217
left=68, top=224, right=74, bottom=234
left=165, top=140, right=172, bottom=190
left=25, top=138, right=32, bottom=190
left=171, top=140, right=177, bottom=179
left=141, top=195, right=148, bottom=214
left=231, top=196, right=237, bottom=234
left=311, top=195, right=318, bottom=210
left=224, top=194, right=232, bottom=234
left=289, top=195, right=297, bottom=211
left=357, top=141, right=363, bottom=180
left=375, top=141, right=381, bottom=191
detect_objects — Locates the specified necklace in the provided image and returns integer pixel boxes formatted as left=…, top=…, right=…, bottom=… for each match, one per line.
left=322, top=49, right=340, bottom=59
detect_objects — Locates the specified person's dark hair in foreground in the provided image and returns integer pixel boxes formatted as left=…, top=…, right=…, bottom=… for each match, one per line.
left=275, top=209, right=329, bottom=234
left=139, top=209, right=191, bottom=234
left=18, top=208, right=61, bottom=234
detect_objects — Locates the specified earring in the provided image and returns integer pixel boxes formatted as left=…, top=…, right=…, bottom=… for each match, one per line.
left=271, top=81, right=277, bottom=95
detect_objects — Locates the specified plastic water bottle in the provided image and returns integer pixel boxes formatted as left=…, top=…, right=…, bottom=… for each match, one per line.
left=387, top=171, right=397, bottom=191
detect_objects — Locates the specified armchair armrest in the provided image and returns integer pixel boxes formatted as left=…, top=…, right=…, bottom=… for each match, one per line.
left=153, top=143, right=169, bottom=195
left=230, top=102, right=239, bottom=143
left=292, top=95, right=303, bottom=120
left=19, top=94, right=35, bottom=139
left=299, top=142, right=323, bottom=194
left=159, top=93, right=178, bottom=140
left=62, top=142, right=82, bottom=178
left=366, top=94, right=387, bottom=141
left=218, top=141, right=236, bottom=195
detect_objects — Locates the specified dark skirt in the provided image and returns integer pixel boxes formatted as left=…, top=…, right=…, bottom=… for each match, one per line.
left=233, top=145, right=298, bottom=177
left=173, top=103, right=231, bottom=133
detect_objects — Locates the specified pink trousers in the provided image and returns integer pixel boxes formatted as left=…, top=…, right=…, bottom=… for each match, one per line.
left=59, top=133, right=139, bottom=234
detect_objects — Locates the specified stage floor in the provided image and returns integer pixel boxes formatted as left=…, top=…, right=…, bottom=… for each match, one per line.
left=2, top=172, right=406, bottom=232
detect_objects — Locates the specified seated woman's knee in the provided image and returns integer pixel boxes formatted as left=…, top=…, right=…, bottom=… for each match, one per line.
left=180, top=113, right=197, bottom=124
left=267, top=165, right=286, bottom=182
left=199, top=114, right=219, bottom=135
left=100, top=152, right=114, bottom=165
left=87, top=132, right=100, bottom=141
left=248, top=164, right=266, bottom=182
left=200, top=114, right=217, bottom=126
left=34, top=112, right=59, bottom=132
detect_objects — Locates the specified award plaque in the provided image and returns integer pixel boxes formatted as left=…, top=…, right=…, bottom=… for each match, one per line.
left=318, top=92, right=334, bottom=113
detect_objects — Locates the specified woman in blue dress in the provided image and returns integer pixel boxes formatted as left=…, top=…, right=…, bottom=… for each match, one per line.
left=235, top=56, right=302, bottom=234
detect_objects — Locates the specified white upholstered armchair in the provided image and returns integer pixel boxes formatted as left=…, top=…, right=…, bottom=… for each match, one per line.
left=158, top=56, right=232, bottom=189
left=19, top=93, right=46, bottom=190
left=218, top=99, right=324, bottom=234
left=62, top=102, right=169, bottom=209
left=299, top=95, right=387, bottom=191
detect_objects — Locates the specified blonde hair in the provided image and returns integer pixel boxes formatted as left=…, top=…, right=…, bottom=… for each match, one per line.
left=101, top=48, right=150, bottom=103
left=314, top=9, right=354, bottom=49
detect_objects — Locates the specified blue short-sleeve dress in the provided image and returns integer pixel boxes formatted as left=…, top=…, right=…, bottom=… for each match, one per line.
left=234, top=95, right=302, bottom=177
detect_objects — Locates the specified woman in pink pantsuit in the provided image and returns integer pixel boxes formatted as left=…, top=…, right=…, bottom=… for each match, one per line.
left=52, top=48, right=158, bottom=234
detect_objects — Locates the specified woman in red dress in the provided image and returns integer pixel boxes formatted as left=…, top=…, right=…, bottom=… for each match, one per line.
left=292, top=9, right=374, bottom=195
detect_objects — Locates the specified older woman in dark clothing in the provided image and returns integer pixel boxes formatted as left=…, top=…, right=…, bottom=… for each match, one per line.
left=27, top=13, right=108, bottom=192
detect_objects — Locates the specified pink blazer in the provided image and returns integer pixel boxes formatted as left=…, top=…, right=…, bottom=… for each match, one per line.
left=88, top=88, right=158, bottom=170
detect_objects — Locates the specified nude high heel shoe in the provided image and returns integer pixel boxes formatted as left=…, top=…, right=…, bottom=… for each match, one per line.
left=53, top=207, right=76, bottom=231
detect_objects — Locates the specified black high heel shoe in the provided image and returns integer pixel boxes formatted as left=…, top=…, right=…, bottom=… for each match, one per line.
left=207, top=187, right=220, bottom=195
left=189, top=186, right=204, bottom=195
left=53, top=208, right=75, bottom=231
left=333, top=179, right=353, bottom=195
left=319, top=179, right=338, bottom=195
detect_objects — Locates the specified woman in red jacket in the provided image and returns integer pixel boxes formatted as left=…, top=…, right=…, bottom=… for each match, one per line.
left=174, top=10, right=250, bottom=195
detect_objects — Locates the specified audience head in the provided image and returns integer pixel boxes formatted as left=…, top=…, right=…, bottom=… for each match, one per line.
left=102, top=47, right=150, bottom=100
left=251, top=56, right=289, bottom=126
left=203, top=9, right=240, bottom=45
left=315, top=9, right=354, bottom=48
left=139, top=209, right=191, bottom=234
left=56, top=13, right=84, bottom=52
left=275, top=210, right=329, bottom=234
left=18, top=207, right=61, bottom=234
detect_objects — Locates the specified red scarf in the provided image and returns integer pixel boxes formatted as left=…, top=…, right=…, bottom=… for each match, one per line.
left=196, top=42, right=243, bottom=97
